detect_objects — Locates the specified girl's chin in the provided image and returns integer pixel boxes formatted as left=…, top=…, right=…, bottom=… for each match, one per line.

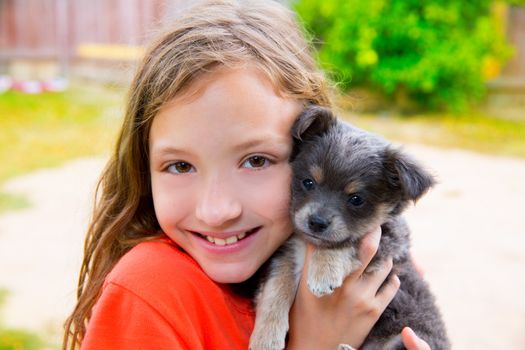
left=202, top=263, right=259, bottom=284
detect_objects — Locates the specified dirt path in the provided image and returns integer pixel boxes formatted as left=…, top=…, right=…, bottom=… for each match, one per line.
left=0, top=145, right=524, bottom=349
left=0, top=157, right=105, bottom=344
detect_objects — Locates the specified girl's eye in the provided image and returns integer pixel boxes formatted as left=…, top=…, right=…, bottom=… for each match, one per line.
left=302, top=178, right=315, bottom=191
left=167, top=162, right=195, bottom=174
left=348, top=194, right=364, bottom=207
left=242, top=156, right=270, bottom=169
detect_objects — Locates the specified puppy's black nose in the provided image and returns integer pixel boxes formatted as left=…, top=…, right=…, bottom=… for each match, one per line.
left=308, top=214, right=331, bottom=233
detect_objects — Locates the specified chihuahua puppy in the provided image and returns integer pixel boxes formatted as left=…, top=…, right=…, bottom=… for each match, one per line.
left=249, top=106, right=450, bottom=350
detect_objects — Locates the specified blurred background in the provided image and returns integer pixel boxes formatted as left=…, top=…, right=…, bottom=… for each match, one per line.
left=0, top=0, right=524, bottom=349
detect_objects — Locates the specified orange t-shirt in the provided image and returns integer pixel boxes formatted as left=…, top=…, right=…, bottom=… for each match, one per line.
left=81, top=238, right=255, bottom=349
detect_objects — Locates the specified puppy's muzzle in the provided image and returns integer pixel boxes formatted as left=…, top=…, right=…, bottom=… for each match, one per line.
left=308, top=214, right=331, bottom=233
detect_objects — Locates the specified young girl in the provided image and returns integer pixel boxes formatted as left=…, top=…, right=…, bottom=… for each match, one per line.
left=63, top=1, right=431, bottom=349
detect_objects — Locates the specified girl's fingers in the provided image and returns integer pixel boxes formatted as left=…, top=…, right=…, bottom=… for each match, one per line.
left=364, top=257, right=393, bottom=290
left=375, top=273, right=400, bottom=305
left=362, top=258, right=399, bottom=312
left=355, top=226, right=382, bottom=274
left=401, top=327, right=431, bottom=350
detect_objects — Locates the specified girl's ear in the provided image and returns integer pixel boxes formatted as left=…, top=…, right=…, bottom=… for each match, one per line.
left=383, top=147, right=435, bottom=202
left=291, top=105, right=335, bottom=142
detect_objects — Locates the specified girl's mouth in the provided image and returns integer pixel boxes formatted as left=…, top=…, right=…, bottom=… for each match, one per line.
left=191, top=227, right=261, bottom=246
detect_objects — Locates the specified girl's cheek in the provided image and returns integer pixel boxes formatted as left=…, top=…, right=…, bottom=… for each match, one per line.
left=151, top=175, right=195, bottom=224
left=239, top=164, right=292, bottom=217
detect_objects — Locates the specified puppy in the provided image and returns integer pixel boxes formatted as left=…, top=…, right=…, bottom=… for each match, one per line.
left=249, top=105, right=450, bottom=350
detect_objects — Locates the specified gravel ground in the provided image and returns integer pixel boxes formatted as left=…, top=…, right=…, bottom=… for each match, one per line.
left=0, top=145, right=524, bottom=349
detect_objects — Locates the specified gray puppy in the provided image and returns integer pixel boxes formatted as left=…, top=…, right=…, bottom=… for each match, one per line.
left=249, top=106, right=450, bottom=350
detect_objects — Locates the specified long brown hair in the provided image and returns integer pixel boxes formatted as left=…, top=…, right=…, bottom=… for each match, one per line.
left=63, top=0, right=332, bottom=348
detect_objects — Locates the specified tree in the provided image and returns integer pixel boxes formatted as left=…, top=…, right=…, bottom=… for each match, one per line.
left=294, top=0, right=514, bottom=111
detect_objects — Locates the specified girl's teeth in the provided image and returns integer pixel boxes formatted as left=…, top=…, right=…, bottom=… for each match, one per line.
left=214, top=238, right=226, bottom=246
left=225, top=236, right=238, bottom=245
left=204, top=230, right=252, bottom=246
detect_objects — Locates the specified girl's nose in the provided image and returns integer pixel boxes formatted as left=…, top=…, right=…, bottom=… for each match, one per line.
left=195, top=177, right=242, bottom=227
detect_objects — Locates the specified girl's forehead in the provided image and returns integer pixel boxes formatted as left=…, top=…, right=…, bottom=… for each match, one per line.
left=149, top=67, right=302, bottom=152
left=162, top=65, right=287, bottom=108
left=157, top=67, right=300, bottom=125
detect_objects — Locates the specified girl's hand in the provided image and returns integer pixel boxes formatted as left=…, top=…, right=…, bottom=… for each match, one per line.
left=401, top=327, right=431, bottom=350
left=287, top=226, right=400, bottom=350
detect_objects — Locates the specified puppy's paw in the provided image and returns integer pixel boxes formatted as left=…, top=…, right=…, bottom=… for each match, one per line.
left=307, top=267, right=344, bottom=297
left=307, top=280, right=339, bottom=297
left=249, top=320, right=287, bottom=350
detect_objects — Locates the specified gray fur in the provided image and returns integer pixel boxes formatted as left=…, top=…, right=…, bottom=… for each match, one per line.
left=249, top=105, right=450, bottom=350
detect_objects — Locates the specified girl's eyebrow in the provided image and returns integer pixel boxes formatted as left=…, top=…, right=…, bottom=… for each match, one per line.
left=150, top=145, right=192, bottom=158
left=232, top=137, right=289, bottom=153
left=150, top=136, right=290, bottom=158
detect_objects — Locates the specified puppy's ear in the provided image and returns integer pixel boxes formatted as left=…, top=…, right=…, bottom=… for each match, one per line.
left=383, top=147, right=435, bottom=202
left=291, top=105, right=335, bottom=142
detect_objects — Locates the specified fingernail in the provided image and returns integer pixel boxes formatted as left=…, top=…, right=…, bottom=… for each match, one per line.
left=405, top=326, right=415, bottom=336
left=393, top=274, right=401, bottom=286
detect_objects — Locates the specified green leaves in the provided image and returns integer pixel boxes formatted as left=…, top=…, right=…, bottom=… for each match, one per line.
left=295, top=0, right=514, bottom=111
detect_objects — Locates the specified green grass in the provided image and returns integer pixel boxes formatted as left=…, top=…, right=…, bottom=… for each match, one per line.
left=0, top=329, right=42, bottom=350
left=0, top=84, right=124, bottom=182
left=0, top=192, right=30, bottom=213
left=342, top=110, right=525, bottom=158
left=0, top=84, right=124, bottom=212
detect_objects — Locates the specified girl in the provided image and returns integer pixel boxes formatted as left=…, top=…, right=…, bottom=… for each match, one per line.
left=63, top=1, right=431, bottom=349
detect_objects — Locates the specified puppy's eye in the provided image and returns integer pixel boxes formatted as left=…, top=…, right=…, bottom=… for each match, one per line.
left=302, top=179, right=315, bottom=191
left=348, top=194, right=364, bottom=206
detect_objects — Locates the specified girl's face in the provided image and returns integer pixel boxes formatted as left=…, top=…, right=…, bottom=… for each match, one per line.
left=149, top=67, right=302, bottom=283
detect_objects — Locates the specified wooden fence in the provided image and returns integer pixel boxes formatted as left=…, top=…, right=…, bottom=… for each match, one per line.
left=0, top=1, right=524, bottom=84
left=505, top=5, right=525, bottom=78
left=0, top=0, right=194, bottom=62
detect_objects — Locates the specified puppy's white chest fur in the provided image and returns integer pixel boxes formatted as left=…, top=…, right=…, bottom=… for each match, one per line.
left=303, top=241, right=359, bottom=297
left=249, top=235, right=359, bottom=350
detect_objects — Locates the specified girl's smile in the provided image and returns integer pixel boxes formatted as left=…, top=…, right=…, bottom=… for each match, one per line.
left=149, top=66, right=302, bottom=283
left=190, top=226, right=261, bottom=255
left=191, top=226, right=260, bottom=245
